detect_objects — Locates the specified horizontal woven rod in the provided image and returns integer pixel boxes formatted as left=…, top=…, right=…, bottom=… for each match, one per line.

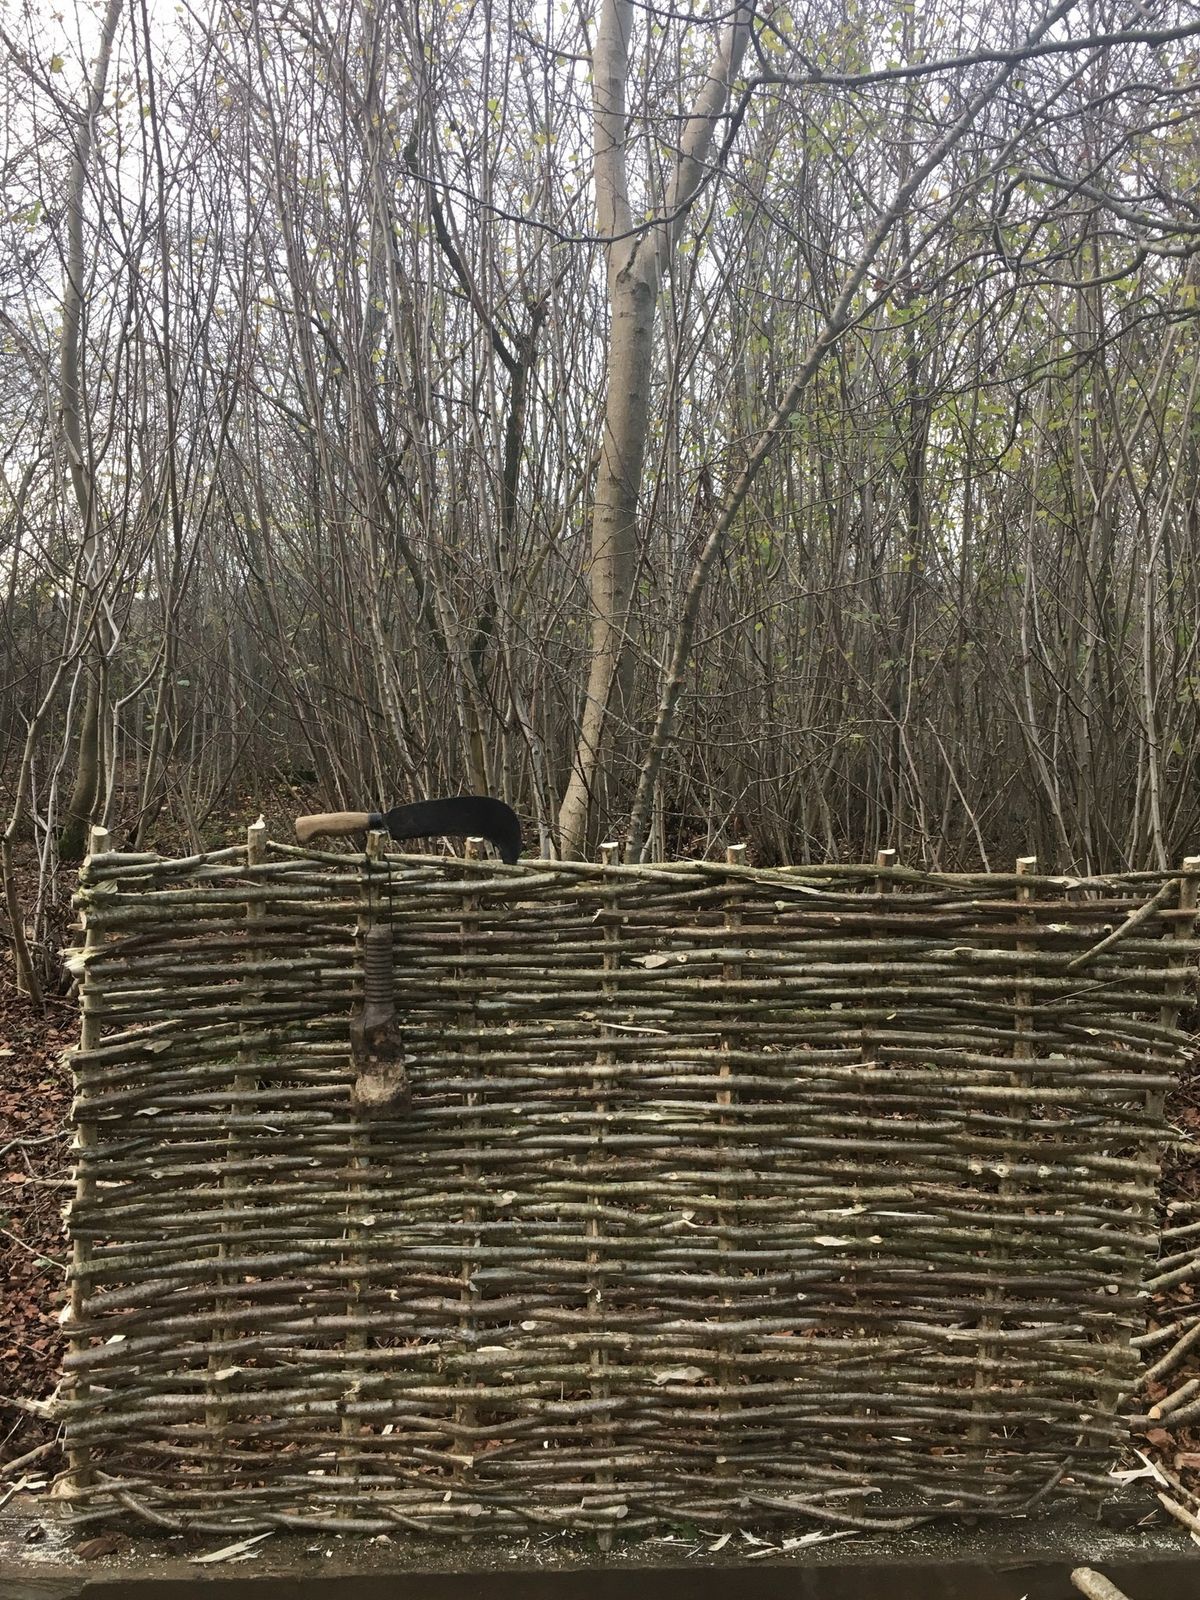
left=73, top=952, right=1187, bottom=983
left=68, top=1261, right=1144, bottom=1320
left=64, top=1191, right=1153, bottom=1242
left=67, top=1369, right=1136, bottom=1412
left=64, top=1226, right=1146, bottom=1277
left=68, top=1184, right=1164, bottom=1228
left=63, top=1441, right=1112, bottom=1477
left=62, top=1357, right=1134, bottom=1407
left=69, top=1080, right=1174, bottom=1122
left=81, top=847, right=1193, bottom=893
left=75, top=911, right=1195, bottom=954
left=75, top=944, right=1194, bottom=987
left=76, top=887, right=1194, bottom=921
left=60, top=1317, right=1137, bottom=1370
left=246, top=845, right=1190, bottom=889
left=65, top=1144, right=1162, bottom=1191
left=63, top=1387, right=1132, bottom=1431
left=66, top=1273, right=1147, bottom=1329
left=65, top=1037, right=1175, bottom=1084
left=69, top=1145, right=1154, bottom=1185
left=58, top=1453, right=1057, bottom=1501
left=64, top=1256, right=1145, bottom=1305
left=316, top=972, right=1191, bottom=1007
left=77, top=870, right=1196, bottom=908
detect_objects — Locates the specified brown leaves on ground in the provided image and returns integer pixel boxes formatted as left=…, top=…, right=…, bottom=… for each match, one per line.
left=1, top=952, right=75, bottom=1472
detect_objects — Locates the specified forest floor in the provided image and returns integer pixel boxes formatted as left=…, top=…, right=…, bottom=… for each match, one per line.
left=3, top=887, right=1200, bottom=1517
left=1, top=958, right=73, bottom=1483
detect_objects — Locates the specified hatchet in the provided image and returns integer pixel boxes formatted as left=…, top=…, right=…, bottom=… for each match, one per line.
left=295, top=795, right=523, bottom=863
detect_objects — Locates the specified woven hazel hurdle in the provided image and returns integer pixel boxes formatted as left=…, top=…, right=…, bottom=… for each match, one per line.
left=60, top=825, right=1200, bottom=1537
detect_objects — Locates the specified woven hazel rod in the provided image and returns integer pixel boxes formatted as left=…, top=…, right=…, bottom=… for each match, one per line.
left=64, top=1249, right=1147, bottom=1305
left=257, top=847, right=1188, bottom=890
left=68, top=1041, right=1173, bottom=1090
left=68, top=1150, right=1161, bottom=1216
left=63, top=1267, right=1144, bottom=1327
left=69, top=1192, right=1150, bottom=1266
left=63, top=1365, right=1136, bottom=1421
left=76, top=944, right=1195, bottom=991
left=76, top=1190, right=1151, bottom=1250
left=66, top=1357, right=1129, bottom=1420
left=66, top=1124, right=1164, bottom=1183
left=75, top=942, right=1194, bottom=998
left=406, top=907, right=1183, bottom=939
left=66, top=1214, right=1149, bottom=1275
left=71, top=1434, right=1125, bottom=1479
left=69, top=1140, right=1162, bottom=1199
left=214, top=967, right=1180, bottom=1017
left=103, top=1427, right=1108, bottom=1476
left=81, top=1248, right=785, bottom=1304
left=69, top=1364, right=1129, bottom=1419
left=68, top=1018, right=1183, bottom=1075
left=64, top=1299, right=1140, bottom=1368
left=77, top=872, right=1184, bottom=924
left=417, top=931, right=1185, bottom=963
left=75, top=1272, right=1112, bottom=1321
left=164, top=872, right=1178, bottom=921
left=70, top=1363, right=1132, bottom=1427
left=68, top=1034, right=1172, bottom=1089
left=79, top=846, right=1191, bottom=900
left=62, top=1313, right=1134, bottom=1369
left=295, top=961, right=1194, bottom=1003
left=79, top=889, right=1189, bottom=938
left=63, top=1433, right=1120, bottom=1478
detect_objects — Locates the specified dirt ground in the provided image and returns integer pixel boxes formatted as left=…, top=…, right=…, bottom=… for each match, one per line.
left=0, top=959, right=73, bottom=1477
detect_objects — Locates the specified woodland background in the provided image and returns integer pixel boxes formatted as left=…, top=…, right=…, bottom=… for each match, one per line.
left=5, top=0, right=1200, bottom=994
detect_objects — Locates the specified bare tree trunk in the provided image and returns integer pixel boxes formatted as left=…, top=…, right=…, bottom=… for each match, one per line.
left=558, top=0, right=753, bottom=858
left=60, top=672, right=102, bottom=865
left=57, top=0, right=123, bottom=864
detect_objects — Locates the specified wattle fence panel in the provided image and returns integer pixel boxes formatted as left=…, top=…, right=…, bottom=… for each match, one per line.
left=60, top=830, right=1199, bottom=1535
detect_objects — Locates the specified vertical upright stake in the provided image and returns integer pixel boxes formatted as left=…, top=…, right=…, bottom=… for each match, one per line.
left=970, top=855, right=1036, bottom=1455
left=592, top=841, right=620, bottom=1547
left=208, top=818, right=267, bottom=1480
left=873, top=848, right=897, bottom=896
left=868, top=849, right=897, bottom=1076
left=853, top=848, right=897, bottom=1417
left=340, top=827, right=387, bottom=1486
left=717, top=843, right=745, bottom=1482
left=65, top=824, right=111, bottom=1495
left=869, top=850, right=897, bottom=1094
left=1012, top=856, right=1037, bottom=1069
left=454, top=837, right=484, bottom=1523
